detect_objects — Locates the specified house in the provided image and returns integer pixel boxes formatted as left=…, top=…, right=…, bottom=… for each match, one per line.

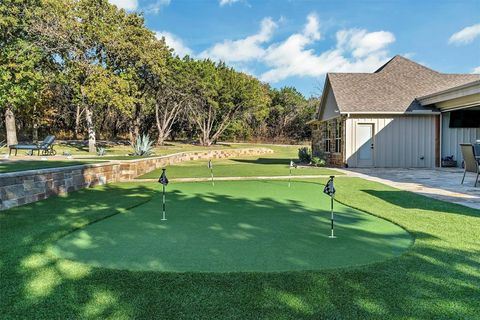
left=310, top=55, right=480, bottom=168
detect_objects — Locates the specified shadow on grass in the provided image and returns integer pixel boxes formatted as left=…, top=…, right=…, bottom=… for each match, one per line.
left=50, top=184, right=411, bottom=272
left=0, top=182, right=479, bottom=319
left=362, top=189, right=480, bottom=218
left=232, top=158, right=290, bottom=165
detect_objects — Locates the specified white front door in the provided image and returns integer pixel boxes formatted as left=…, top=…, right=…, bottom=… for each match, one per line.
left=356, top=123, right=374, bottom=167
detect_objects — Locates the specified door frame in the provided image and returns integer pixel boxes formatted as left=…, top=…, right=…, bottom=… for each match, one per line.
left=355, top=122, right=375, bottom=167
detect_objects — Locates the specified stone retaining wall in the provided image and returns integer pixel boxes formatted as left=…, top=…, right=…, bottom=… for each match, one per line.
left=0, top=147, right=273, bottom=210
left=118, top=148, right=273, bottom=180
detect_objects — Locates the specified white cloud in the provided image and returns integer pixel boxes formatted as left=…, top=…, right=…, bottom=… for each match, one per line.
left=155, top=31, right=193, bottom=57
left=259, top=15, right=395, bottom=82
left=172, top=12, right=396, bottom=84
left=336, top=29, right=395, bottom=58
left=199, top=17, right=277, bottom=62
left=219, top=0, right=241, bottom=6
left=449, top=23, right=480, bottom=45
left=303, top=13, right=321, bottom=40
left=145, top=0, right=171, bottom=14
left=472, top=66, right=480, bottom=74
left=109, top=0, right=138, bottom=11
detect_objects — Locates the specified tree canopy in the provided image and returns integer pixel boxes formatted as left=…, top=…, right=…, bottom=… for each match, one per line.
left=0, top=0, right=315, bottom=150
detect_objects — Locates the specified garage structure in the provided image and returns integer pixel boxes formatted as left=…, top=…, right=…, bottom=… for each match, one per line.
left=310, top=55, right=480, bottom=168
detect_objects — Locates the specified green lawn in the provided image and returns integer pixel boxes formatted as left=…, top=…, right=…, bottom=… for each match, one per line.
left=1, top=178, right=479, bottom=319
left=138, top=158, right=339, bottom=179
left=137, top=144, right=340, bottom=179
left=52, top=180, right=412, bottom=272
left=0, top=160, right=102, bottom=173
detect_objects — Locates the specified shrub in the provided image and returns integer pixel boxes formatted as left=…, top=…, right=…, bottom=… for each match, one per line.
left=298, top=147, right=312, bottom=163
left=311, top=156, right=326, bottom=167
left=131, top=134, right=154, bottom=156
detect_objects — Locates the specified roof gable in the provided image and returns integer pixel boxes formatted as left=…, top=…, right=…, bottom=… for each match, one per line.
left=317, top=78, right=341, bottom=121
left=326, top=55, right=480, bottom=114
left=374, top=55, right=439, bottom=74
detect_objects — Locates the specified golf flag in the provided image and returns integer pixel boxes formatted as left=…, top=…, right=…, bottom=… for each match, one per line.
left=159, top=168, right=169, bottom=186
left=323, top=176, right=336, bottom=238
left=323, top=176, right=335, bottom=197
left=288, top=160, right=294, bottom=187
left=158, top=169, right=168, bottom=220
left=208, top=160, right=214, bottom=186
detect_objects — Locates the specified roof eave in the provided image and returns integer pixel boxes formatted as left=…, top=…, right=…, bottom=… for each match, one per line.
left=340, top=111, right=441, bottom=116
left=417, top=80, right=480, bottom=106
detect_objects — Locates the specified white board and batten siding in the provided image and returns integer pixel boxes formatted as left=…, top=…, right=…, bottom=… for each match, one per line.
left=441, top=112, right=479, bottom=166
left=345, top=115, right=437, bottom=168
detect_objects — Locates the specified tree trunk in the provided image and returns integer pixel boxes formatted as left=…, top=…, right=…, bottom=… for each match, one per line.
left=131, top=103, right=141, bottom=143
left=74, top=105, right=82, bottom=140
left=5, top=106, right=18, bottom=146
left=85, top=106, right=96, bottom=153
left=32, top=105, right=38, bottom=142
left=32, top=123, right=38, bottom=142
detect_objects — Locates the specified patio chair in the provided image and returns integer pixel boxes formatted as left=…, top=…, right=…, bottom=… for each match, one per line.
left=474, top=142, right=480, bottom=163
left=460, top=143, right=479, bottom=187
left=9, top=135, right=57, bottom=156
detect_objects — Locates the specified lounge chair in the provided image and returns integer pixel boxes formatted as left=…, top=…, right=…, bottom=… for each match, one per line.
left=460, top=143, right=479, bottom=187
left=9, top=135, right=56, bottom=156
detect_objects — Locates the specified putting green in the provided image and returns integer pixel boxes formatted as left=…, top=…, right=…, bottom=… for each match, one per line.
left=52, top=180, right=413, bottom=272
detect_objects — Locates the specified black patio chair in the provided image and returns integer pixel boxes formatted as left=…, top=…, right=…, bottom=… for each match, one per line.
left=9, top=135, right=57, bottom=156
left=460, top=143, right=479, bottom=187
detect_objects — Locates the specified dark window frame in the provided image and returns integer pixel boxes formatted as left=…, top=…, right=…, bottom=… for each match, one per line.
left=334, top=120, right=342, bottom=153
left=324, top=122, right=332, bottom=153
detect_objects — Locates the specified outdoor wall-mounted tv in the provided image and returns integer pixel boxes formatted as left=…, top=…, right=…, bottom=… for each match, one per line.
left=449, top=109, right=480, bottom=128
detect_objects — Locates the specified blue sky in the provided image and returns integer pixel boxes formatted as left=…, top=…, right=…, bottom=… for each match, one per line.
left=110, top=0, right=480, bottom=97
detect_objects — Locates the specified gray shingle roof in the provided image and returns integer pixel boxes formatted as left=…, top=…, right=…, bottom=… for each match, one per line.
left=327, top=55, right=480, bottom=113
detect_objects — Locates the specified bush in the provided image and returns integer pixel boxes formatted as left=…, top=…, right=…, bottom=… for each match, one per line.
left=311, top=156, right=326, bottom=167
left=298, top=147, right=312, bottom=163
left=131, top=134, right=154, bottom=156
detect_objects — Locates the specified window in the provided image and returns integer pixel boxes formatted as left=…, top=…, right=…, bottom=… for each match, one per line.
left=324, top=123, right=331, bottom=152
left=449, top=110, right=480, bottom=128
left=335, top=120, right=342, bottom=153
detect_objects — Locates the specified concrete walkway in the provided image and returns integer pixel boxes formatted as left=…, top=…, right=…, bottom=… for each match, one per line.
left=336, top=168, right=480, bottom=210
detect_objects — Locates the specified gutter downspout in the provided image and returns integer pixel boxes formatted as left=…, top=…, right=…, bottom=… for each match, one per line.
left=439, top=112, right=442, bottom=168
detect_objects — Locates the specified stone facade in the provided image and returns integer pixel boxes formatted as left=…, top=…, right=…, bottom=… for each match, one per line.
left=311, top=117, right=346, bottom=167
left=0, top=147, right=273, bottom=210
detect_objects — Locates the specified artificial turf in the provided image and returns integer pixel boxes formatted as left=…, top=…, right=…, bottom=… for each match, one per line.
left=52, top=180, right=412, bottom=272
left=137, top=157, right=340, bottom=179
left=1, top=178, right=479, bottom=319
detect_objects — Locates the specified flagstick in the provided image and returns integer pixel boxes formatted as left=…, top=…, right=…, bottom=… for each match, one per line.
left=161, top=184, right=167, bottom=221
left=288, top=167, right=292, bottom=188
left=329, top=196, right=335, bottom=238
left=210, top=168, right=214, bottom=187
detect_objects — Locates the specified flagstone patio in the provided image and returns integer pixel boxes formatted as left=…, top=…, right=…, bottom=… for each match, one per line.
left=339, top=167, right=480, bottom=210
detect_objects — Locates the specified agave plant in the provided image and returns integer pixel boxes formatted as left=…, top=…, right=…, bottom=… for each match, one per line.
left=131, top=134, right=154, bottom=156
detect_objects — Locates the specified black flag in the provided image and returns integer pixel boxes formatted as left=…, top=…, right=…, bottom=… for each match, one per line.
left=159, top=168, right=169, bottom=186
left=323, top=176, right=335, bottom=197
left=158, top=168, right=168, bottom=221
